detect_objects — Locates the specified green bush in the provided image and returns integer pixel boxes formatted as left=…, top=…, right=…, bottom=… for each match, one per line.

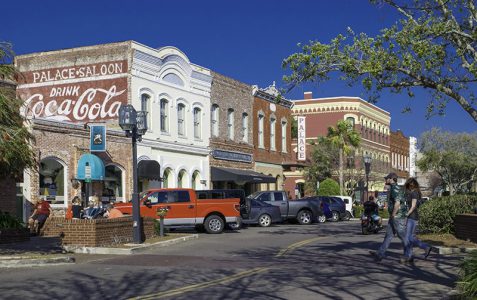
left=0, top=211, right=24, bottom=229
left=318, top=178, right=340, bottom=196
left=353, top=205, right=389, bottom=219
left=153, top=219, right=169, bottom=236
left=378, top=208, right=389, bottom=219
left=419, top=195, right=477, bottom=234
left=458, top=250, right=477, bottom=298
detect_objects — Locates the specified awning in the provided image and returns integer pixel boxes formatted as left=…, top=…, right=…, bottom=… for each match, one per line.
left=211, top=167, right=276, bottom=184
left=76, top=153, right=105, bottom=180
left=138, top=160, right=161, bottom=181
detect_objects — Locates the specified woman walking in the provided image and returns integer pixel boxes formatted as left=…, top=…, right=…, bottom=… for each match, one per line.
left=404, top=177, right=433, bottom=262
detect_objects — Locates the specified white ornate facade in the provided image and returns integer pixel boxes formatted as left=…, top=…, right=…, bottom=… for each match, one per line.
left=131, top=43, right=212, bottom=190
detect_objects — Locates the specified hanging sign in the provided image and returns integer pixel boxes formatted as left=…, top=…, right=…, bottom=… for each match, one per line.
left=90, top=124, right=106, bottom=152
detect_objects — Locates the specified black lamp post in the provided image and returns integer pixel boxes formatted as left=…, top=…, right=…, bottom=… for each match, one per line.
left=364, top=154, right=372, bottom=200
left=119, top=104, right=148, bottom=244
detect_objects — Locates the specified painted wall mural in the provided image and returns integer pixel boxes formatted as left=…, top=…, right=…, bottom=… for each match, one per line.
left=17, top=60, right=128, bottom=123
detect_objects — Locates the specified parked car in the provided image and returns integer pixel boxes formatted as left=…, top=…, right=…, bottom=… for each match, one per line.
left=331, top=195, right=353, bottom=220
left=305, top=196, right=347, bottom=222
left=247, top=191, right=323, bottom=225
left=114, top=188, right=241, bottom=234
left=241, top=198, right=282, bottom=227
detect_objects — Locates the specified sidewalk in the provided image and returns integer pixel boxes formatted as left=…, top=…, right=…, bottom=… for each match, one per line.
left=0, top=234, right=198, bottom=268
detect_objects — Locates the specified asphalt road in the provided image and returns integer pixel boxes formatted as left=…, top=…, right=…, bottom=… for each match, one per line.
left=0, top=221, right=461, bottom=300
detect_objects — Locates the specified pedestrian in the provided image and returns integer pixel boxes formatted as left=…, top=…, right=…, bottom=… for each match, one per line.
left=28, top=196, right=52, bottom=235
left=404, top=177, right=433, bottom=261
left=370, top=172, right=409, bottom=262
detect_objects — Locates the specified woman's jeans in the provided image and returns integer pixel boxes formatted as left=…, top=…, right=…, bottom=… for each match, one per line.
left=405, top=218, right=429, bottom=258
left=377, top=218, right=408, bottom=258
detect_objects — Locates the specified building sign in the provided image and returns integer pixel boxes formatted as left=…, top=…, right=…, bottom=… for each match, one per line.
left=211, top=150, right=253, bottom=163
left=297, top=116, right=306, bottom=161
left=90, top=124, right=106, bottom=152
left=17, top=60, right=128, bottom=123
left=409, top=137, right=417, bottom=177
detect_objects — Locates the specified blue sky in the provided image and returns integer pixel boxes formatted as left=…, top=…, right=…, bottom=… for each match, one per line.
left=3, top=0, right=476, bottom=138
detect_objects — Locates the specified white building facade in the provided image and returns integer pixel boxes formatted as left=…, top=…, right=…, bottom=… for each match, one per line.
left=130, top=43, right=212, bottom=190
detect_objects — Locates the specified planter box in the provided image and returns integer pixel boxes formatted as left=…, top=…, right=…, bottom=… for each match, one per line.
left=0, top=228, right=30, bottom=244
left=455, top=214, right=477, bottom=244
left=41, top=216, right=156, bottom=247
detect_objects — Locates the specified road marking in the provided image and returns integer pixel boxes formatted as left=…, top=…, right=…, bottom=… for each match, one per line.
left=275, top=236, right=324, bottom=257
left=129, top=267, right=269, bottom=300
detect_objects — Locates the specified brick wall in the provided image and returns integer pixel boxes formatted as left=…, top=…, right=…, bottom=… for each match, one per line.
left=0, top=178, right=17, bottom=216
left=455, top=214, right=477, bottom=243
left=41, top=216, right=156, bottom=247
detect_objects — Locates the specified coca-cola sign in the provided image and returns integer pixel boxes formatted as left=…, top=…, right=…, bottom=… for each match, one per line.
left=17, top=60, right=128, bottom=123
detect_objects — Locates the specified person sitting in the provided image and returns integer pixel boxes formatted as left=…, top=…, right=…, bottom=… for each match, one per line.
left=83, top=196, right=104, bottom=219
left=28, top=196, right=52, bottom=235
left=71, top=196, right=83, bottom=219
left=363, top=195, right=382, bottom=226
left=104, top=204, right=124, bottom=219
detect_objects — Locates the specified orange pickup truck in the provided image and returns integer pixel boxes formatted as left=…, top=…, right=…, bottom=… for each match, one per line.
left=114, top=188, right=241, bottom=234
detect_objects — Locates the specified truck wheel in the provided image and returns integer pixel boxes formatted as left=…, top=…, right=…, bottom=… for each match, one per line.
left=297, top=210, right=313, bottom=225
left=204, top=215, right=224, bottom=234
left=258, top=214, right=272, bottom=227
left=343, top=211, right=352, bottom=221
left=317, top=214, right=327, bottom=223
left=331, top=211, right=340, bottom=222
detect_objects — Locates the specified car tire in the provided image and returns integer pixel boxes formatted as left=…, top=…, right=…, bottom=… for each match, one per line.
left=343, top=211, right=352, bottom=221
left=317, top=214, right=327, bottom=223
left=204, top=215, right=224, bottom=234
left=258, top=214, right=272, bottom=227
left=331, top=211, right=340, bottom=222
left=297, top=210, right=313, bottom=225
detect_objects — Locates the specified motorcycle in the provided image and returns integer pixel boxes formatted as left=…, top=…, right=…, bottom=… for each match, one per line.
left=361, top=213, right=382, bottom=235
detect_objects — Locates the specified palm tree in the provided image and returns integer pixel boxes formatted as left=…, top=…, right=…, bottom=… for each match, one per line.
left=327, top=120, right=361, bottom=195
left=0, top=41, right=36, bottom=178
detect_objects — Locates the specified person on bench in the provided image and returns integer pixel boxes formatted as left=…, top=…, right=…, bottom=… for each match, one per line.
left=28, top=196, right=52, bottom=235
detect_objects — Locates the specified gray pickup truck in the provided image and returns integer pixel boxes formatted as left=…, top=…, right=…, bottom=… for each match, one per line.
left=246, top=191, right=323, bottom=225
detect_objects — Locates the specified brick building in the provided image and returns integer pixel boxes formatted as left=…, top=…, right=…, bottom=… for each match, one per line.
left=209, top=72, right=275, bottom=195
left=252, top=83, right=293, bottom=193
left=390, top=130, right=410, bottom=183
left=286, top=92, right=391, bottom=199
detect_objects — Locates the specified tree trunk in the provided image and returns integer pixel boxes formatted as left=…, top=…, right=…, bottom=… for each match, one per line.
left=339, top=148, right=343, bottom=195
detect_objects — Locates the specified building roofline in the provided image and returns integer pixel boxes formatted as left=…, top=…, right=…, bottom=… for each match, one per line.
left=293, top=96, right=390, bottom=115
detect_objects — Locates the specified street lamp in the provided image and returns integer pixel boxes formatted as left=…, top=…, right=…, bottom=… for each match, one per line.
left=119, top=104, right=148, bottom=244
left=364, top=154, right=372, bottom=200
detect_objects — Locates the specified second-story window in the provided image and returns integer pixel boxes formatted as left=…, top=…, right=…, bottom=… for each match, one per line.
left=160, top=99, right=169, bottom=133
left=177, top=103, right=185, bottom=136
left=211, top=104, right=219, bottom=137
left=281, top=120, right=287, bottom=153
left=242, top=113, right=248, bottom=143
left=193, top=107, right=201, bottom=139
left=258, top=113, right=264, bottom=148
left=227, top=108, right=234, bottom=140
left=141, top=93, right=151, bottom=130
left=270, top=116, right=276, bottom=151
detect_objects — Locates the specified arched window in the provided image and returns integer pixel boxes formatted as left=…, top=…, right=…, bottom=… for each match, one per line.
left=211, top=104, right=219, bottom=137
left=141, top=93, right=151, bottom=131
left=281, top=119, right=287, bottom=153
left=227, top=108, right=234, bottom=140
left=193, top=107, right=201, bottom=139
left=258, top=112, right=264, bottom=148
left=160, top=99, right=169, bottom=133
left=163, top=168, right=173, bottom=188
left=242, top=113, right=248, bottom=143
left=270, top=116, right=276, bottom=151
left=346, top=117, right=355, bottom=127
left=192, top=171, right=201, bottom=190
left=177, top=103, right=186, bottom=136
left=39, top=158, right=65, bottom=206
left=104, top=165, right=123, bottom=202
left=178, top=170, right=187, bottom=188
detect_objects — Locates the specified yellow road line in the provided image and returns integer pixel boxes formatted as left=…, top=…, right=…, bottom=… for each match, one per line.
left=275, top=236, right=324, bottom=257
left=129, top=267, right=269, bottom=300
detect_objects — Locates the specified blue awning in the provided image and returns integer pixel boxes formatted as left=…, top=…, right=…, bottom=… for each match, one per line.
left=77, top=153, right=105, bottom=180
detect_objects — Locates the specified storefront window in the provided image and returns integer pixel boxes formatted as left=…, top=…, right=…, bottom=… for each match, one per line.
left=39, top=158, right=65, bottom=205
left=103, top=165, right=123, bottom=202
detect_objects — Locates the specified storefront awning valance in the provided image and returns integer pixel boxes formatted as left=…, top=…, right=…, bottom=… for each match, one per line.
left=138, top=160, right=161, bottom=181
left=211, top=167, right=276, bottom=184
left=76, top=153, right=105, bottom=180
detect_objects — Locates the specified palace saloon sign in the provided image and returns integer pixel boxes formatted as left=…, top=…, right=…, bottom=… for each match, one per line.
left=17, top=60, right=128, bottom=123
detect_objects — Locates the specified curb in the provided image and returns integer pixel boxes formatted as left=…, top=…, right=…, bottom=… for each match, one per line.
left=435, top=246, right=477, bottom=255
left=0, top=256, right=75, bottom=268
left=63, top=234, right=199, bottom=255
